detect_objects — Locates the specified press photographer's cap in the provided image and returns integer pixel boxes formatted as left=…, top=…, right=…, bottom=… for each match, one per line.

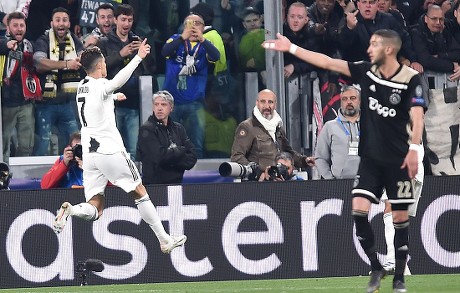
left=153, top=90, right=174, bottom=107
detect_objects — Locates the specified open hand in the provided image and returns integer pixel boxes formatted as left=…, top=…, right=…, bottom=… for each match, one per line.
left=262, top=33, right=292, bottom=52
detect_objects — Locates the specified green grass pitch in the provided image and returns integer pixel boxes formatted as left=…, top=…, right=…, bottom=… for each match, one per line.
left=2, top=274, right=459, bottom=292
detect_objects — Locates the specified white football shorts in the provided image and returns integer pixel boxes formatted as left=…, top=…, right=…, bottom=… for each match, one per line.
left=82, top=151, right=142, bottom=201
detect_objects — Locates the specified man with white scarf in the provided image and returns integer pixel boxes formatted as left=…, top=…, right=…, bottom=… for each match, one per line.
left=231, top=89, right=315, bottom=178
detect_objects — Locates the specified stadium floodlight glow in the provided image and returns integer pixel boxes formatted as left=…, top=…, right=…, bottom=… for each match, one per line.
left=76, top=259, right=104, bottom=286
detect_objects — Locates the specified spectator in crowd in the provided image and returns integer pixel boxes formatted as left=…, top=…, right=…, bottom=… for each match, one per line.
left=25, top=0, right=60, bottom=42
left=41, top=132, right=82, bottom=189
left=338, top=0, right=422, bottom=73
left=191, top=3, right=228, bottom=80
left=81, top=3, right=114, bottom=48
left=190, top=2, right=232, bottom=107
left=190, top=3, right=239, bottom=157
left=0, top=0, right=30, bottom=37
left=220, top=0, right=244, bottom=37
left=410, top=5, right=460, bottom=74
left=258, top=151, right=305, bottom=181
left=393, top=0, right=424, bottom=26
left=413, top=3, right=460, bottom=176
left=231, top=89, right=315, bottom=173
left=315, top=85, right=361, bottom=179
left=220, top=0, right=263, bottom=36
left=448, top=1, right=460, bottom=74
left=98, top=4, right=156, bottom=160
left=33, top=7, right=81, bottom=156
left=137, top=90, right=197, bottom=185
left=161, top=13, right=220, bottom=159
left=283, top=1, right=316, bottom=78
left=0, top=12, right=39, bottom=164
left=307, top=0, right=346, bottom=118
left=238, top=7, right=266, bottom=73
left=307, top=0, right=344, bottom=58
left=377, top=0, right=407, bottom=27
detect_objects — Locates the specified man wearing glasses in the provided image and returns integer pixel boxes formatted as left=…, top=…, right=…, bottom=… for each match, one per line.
left=315, top=85, right=361, bottom=179
left=410, top=5, right=460, bottom=75
left=161, top=14, right=220, bottom=159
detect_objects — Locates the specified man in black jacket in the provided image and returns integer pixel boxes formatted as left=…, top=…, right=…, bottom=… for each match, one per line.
left=338, top=0, right=422, bottom=72
left=410, top=5, right=460, bottom=74
left=97, top=4, right=156, bottom=160
left=137, top=90, right=197, bottom=185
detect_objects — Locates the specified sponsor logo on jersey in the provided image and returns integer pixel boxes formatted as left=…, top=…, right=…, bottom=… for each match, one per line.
left=368, top=97, right=397, bottom=117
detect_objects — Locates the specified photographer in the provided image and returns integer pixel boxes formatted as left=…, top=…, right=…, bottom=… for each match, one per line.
left=41, top=132, right=83, bottom=189
left=258, top=152, right=304, bottom=181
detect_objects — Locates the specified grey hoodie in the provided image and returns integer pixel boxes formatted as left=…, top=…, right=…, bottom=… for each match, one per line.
left=315, top=109, right=360, bottom=179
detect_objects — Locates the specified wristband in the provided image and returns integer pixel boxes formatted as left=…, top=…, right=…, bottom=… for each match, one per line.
left=409, top=144, right=420, bottom=151
left=289, top=44, right=298, bottom=55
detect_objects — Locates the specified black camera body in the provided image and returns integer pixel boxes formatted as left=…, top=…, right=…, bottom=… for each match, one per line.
left=0, top=162, right=11, bottom=190
left=267, top=163, right=289, bottom=181
left=71, top=144, right=83, bottom=159
left=219, top=162, right=260, bottom=181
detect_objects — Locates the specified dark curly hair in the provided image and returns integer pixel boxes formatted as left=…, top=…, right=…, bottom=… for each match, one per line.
left=80, top=46, right=104, bottom=73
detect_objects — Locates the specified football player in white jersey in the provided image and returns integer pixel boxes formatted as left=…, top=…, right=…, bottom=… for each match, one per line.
left=53, top=40, right=186, bottom=254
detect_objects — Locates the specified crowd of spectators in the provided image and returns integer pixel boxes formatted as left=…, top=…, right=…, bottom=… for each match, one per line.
left=1, top=0, right=459, bottom=185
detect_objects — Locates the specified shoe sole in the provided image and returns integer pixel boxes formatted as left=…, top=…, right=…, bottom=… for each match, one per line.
left=162, top=235, right=187, bottom=254
left=53, top=202, right=70, bottom=234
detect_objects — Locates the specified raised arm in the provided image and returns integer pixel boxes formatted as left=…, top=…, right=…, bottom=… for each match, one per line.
left=104, top=39, right=151, bottom=94
left=263, top=33, right=351, bottom=77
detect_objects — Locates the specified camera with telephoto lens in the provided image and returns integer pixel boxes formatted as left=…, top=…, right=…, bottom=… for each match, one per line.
left=219, top=162, right=260, bottom=181
left=71, top=144, right=83, bottom=159
left=267, top=163, right=289, bottom=181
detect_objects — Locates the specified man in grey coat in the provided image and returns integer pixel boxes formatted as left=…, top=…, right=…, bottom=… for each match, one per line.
left=315, top=85, right=361, bottom=179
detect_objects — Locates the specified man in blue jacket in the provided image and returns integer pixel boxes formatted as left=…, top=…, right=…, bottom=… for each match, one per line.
left=161, top=14, right=220, bottom=158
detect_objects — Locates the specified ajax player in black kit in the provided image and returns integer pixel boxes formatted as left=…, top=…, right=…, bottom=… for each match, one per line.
left=263, top=29, right=425, bottom=293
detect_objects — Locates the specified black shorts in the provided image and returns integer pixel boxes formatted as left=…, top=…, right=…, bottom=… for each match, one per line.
left=352, top=157, right=416, bottom=206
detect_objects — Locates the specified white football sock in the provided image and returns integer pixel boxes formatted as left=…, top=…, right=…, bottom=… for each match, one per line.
left=383, top=212, right=395, bottom=264
left=135, top=194, right=171, bottom=243
left=70, top=202, right=98, bottom=221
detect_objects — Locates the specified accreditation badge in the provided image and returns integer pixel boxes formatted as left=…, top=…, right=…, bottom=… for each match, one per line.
left=348, top=141, right=359, bottom=156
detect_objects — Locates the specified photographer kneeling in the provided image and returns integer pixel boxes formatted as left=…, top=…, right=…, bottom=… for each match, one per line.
left=41, top=132, right=83, bottom=189
left=258, top=152, right=305, bottom=181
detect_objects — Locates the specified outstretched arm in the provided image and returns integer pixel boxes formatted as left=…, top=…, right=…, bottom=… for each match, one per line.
left=263, top=33, right=351, bottom=77
left=105, top=39, right=151, bottom=94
